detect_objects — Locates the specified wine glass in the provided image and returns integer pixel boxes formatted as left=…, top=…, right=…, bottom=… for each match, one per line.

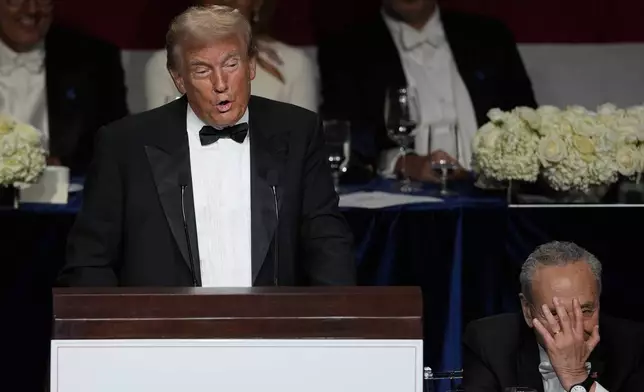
left=384, top=86, right=421, bottom=193
left=322, top=120, right=351, bottom=193
left=429, top=124, right=460, bottom=196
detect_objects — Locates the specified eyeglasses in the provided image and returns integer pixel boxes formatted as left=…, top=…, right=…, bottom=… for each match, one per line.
left=6, top=0, right=53, bottom=9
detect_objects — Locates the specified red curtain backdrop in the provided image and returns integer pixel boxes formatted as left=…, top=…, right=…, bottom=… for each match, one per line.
left=53, top=0, right=644, bottom=49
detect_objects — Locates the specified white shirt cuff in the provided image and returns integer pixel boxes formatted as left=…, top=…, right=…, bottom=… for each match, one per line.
left=594, top=382, right=609, bottom=392
left=378, top=147, right=403, bottom=178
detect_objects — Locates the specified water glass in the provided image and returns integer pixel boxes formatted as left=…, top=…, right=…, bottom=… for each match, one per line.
left=322, top=120, right=351, bottom=192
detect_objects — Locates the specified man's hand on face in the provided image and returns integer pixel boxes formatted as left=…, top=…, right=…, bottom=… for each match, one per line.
left=533, top=297, right=600, bottom=391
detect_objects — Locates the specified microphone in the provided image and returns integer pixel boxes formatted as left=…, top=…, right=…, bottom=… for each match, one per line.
left=267, top=169, right=280, bottom=286
left=178, top=172, right=198, bottom=287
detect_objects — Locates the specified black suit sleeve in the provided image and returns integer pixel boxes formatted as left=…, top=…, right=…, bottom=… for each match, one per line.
left=619, top=324, right=644, bottom=391
left=58, top=126, right=123, bottom=286
left=95, top=44, right=129, bottom=126
left=622, top=365, right=644, bottom=392
left=299, top=116, right=356, bottom=286
left=495, top=21, right=537, bottom=109
left=72, top=43, right=129, bottom=174
left=462, top=321, right=502, bottom=392
left=318, top=35, right=352, bottom=120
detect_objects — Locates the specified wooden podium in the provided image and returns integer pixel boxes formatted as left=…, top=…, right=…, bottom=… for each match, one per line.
left=51, top=287, right=423, bottom=392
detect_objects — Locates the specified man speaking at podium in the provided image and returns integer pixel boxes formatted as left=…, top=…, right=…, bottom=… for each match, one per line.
left=59, top=5, right=355, bottom=287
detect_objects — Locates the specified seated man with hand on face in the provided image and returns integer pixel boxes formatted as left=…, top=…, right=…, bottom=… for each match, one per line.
left=59, top=5, right=355, bottom=287
left=463, top=241, right=644, bottom=392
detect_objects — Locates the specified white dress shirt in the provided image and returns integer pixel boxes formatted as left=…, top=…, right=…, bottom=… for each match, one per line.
left=0, top=39, right=49, bottom=150
left=145, top=39, right=319, bottom=112
left=538, top=345, right=608, bottom=392
left=380, top=8, right=478, bottom=173
left=186, top=105, right=252, bottom=287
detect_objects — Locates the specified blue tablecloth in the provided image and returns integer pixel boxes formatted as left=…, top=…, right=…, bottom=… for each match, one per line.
left=4, top=178, right=644, bottom=392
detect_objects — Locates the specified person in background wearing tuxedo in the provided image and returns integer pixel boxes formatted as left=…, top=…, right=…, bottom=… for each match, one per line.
left=0, top=0, right=128, bottom=174
left=59, top=5, right=355, bottom=287
left=317, top=0, right=536, bottom=181
left=463, top=241, right=644, bottom=392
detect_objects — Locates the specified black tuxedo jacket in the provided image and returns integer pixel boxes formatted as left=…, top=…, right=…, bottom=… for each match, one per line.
left=59, top=95, right=355, bottom=287
left=318, top=11, right=537, bottom=166
left=45, top=26, right=129, bottom=175
left=462, top=313, right=644, bottom=391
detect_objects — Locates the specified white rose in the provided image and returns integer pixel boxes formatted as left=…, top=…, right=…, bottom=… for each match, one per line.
left=572, top=134, right=596, bottom=159
left=616, top=145, right=639, bottom=176
left=566, top=114, right=600, bottom=137
left=514, top=107, right=541, bottom=129
left=0, top=130, right=18, bottom=157
left=566, top=105, right=589, bottom=115
left=14, top=122, right=42, bottom=146
left=597, top=103, right=618, bottom=115
left=487, top=108, right=505, bottom=123
left=474, top=123, right=502, bottom=151
left=538, top=135, right=567, bottom=165
left=537, top=105, right=561, bottom=117
left=614, top=125, right=639, bottom=145
left=0, top=116, right=15, bottom=135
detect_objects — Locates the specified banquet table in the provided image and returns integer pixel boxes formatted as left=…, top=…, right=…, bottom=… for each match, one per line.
left=3, top=178, right=644, bottom=392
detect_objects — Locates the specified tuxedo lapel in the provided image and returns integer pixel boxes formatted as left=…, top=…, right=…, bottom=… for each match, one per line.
left=145, top=97, right=201, bottom=284
left=249, top=97, right=287, bottom=284
left=45, top=29, right=83, bottom=161
left=371, top=16, right=407, bottom=91
left=516, top=325, right=545, bottom=392
left=442, top=12, right=496, bottom=127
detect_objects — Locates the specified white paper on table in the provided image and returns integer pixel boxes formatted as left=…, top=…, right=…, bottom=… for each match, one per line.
left=339, top=191, right=443, bottom=209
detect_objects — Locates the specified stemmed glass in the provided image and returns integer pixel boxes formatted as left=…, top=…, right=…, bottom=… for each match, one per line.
left=322, top=120, right=351, bottom=193
left=384, top=86, right=421, bottom=193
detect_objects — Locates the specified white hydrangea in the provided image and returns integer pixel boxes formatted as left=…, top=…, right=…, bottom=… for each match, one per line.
left=472, top=110, right=541, bottom=182
left=0, top=114, right=46, bottom=187
left=472, top=103, right=644, bottom=193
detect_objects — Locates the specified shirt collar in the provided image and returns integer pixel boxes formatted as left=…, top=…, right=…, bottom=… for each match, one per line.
left=382, top=7, right=446, bottom=51
left=0, top=38, right=45, bottom=75
left=186, top=103, right=250, bottom=136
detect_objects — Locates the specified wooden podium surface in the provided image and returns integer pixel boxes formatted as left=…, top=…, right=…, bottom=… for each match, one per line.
left=51, top=287, right=423, bottom=392
left=53, top=286, right=422, bottom=339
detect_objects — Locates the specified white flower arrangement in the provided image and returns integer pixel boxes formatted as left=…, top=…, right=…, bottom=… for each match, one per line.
left=0, top=113, right=47, bottom=187
left=472, top=103, right=644, bottom=192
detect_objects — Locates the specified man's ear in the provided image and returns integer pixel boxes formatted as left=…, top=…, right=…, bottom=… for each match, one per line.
left=169, top=67, right=187, bottom=95
left=249, top=55, right=257, bottom=81
left=519, top=293, right=534, bottom=328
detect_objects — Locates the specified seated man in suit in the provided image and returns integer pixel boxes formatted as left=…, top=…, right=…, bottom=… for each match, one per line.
left=0, top=0, right=128, bottom=174
left=59, top=5, right=355, bottom=287
left=318, top=0, right=536, bottom=181
left=463, top=241, right=644, bottom=392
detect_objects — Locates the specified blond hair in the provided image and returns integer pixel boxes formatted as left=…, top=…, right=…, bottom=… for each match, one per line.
left=166, top=5, right=256, bottom=71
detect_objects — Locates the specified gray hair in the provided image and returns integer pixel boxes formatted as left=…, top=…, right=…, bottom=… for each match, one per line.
left=165, top=5, right=256, bottom=71
left=520, top=241, right=602, bottom=303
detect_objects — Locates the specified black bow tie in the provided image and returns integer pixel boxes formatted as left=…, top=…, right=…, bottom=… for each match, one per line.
left=199, top=123, right=249, bottom=146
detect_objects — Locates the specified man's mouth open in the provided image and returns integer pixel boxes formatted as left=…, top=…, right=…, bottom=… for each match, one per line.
left=216, top=100, right=232, bottom=112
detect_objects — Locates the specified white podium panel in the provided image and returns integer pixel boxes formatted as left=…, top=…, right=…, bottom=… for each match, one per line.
left=51, top=339, right=423, bottom=392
